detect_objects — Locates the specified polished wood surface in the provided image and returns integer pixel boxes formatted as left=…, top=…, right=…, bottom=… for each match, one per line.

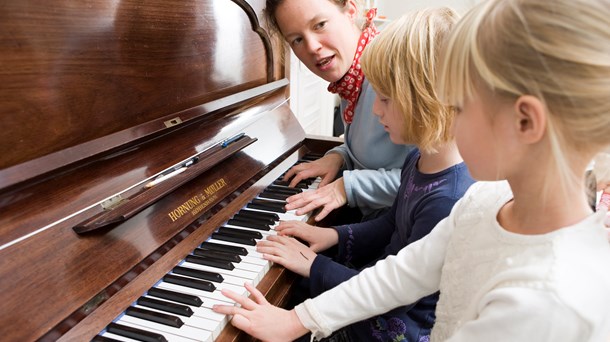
left=0, top=0, right=281, bottom=186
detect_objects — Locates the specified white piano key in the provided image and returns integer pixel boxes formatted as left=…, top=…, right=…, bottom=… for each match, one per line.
left=99, top=331, right=142, bottom=342
left=140, top=294, right=231, bottom=332
left=230, top=257, right=265, bottom=272
left=179, top=261, right=259, bottom=285
left=117, top=315, right=212, bottom=342
left=223, top=222, right=278, bottom=236
left=206, top=238, right=264, bottom=258
left=133, top=304, right=221, bottom=339
left=178, top=262, right=254, bottom=287
left=156, top=281, right=239, bottom=304
left=141, top=295, right=226, bottom=324
left=240, top=254, right=268, bottom=267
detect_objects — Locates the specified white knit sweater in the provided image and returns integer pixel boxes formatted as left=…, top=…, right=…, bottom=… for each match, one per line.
left=295, top=181, right=610, bottom=341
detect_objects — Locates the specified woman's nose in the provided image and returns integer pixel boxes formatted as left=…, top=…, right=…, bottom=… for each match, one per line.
left=305, top=37, right=322, bottom=53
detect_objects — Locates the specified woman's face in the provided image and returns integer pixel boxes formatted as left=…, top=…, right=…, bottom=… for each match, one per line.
left=275, top=0, right=361, bottom=83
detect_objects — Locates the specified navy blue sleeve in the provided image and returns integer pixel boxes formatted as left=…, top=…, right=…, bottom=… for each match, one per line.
left=334, top=199, right=397, bottom=267
left=308, top=254, right=360, bottom=297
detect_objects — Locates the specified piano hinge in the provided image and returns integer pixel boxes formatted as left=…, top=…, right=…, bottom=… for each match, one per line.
left=101, top=195, right=127, bottom=211
left=164, top=117, right=182, bottom=127
left=81, top=292, right=110, bottom=314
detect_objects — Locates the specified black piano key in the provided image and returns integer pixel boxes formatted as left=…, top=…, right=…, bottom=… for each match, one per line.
left=247, top=202, right=286, bottom=213
left=163, top=274, right=216, bottom=292
left=185, top=254, right=235, bottom=270
left=125, top=306, right=183, bottom=328
left=300, top=154, right=323, bottom=161
left=92, top=336, right=122, bottom=342
left=251, top=198, right=287, bottom=207
left=226, top=218, right=270, bottom=231
left=212, top=232, right=257, bottom=246
left=266, top=185, right=302, bottom=194
left=200, top=241, right=248, bottom=256
left=173, top=265, right=224, bottom=283
left=147, top=287, right=202, bottom=307
left=232, top=213, right=275, bottom=226
left=137, top=296, right=193, bottom=317
left=237, top=209, right=279, bottom=221
left=258, top=191, right=291, bottom=201
left=193, top=247, right=242, bottom=263
left=217, top=226, right=263, bottom=240
left=106, top=322, right=167, bottom=342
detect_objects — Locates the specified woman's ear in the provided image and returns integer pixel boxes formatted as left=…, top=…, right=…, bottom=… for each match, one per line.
left=514, top=95, right=546, bottom=144
left=346, top=0, right=358, bottom=21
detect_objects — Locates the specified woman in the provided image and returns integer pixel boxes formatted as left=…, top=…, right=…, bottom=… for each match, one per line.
left=264, top=0, right=413, bottom=221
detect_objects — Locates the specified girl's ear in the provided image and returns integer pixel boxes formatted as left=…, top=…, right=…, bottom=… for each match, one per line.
left=514, top=95, right=546, bottom=144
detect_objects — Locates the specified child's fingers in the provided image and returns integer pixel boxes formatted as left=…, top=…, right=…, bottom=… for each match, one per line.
left=220, top=288, right=258, bottom=310
left=244, top=282, right=268, bottom=305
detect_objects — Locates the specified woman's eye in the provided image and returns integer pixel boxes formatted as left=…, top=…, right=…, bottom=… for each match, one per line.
left=291, top=37, right=302, bottom=46
left=314, top=21, right=327, bottom=30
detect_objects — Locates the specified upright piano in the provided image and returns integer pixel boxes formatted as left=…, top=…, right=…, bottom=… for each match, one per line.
left=0, top=1, right=341, bottom=341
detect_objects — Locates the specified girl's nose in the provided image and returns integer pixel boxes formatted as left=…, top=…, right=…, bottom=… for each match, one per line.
left=372, top=96, right=383, bottom=117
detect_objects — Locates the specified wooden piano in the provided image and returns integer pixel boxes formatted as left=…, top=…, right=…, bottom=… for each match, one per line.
left=0, top=0, right=341, bottom=341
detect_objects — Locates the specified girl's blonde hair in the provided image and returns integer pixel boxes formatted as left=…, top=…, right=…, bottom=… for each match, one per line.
left=361, top=7, right=459, bottom=152
left=439, top=0, right=610, bottom=187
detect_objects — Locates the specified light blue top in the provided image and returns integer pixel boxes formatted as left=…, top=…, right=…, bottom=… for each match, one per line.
left=327, top=80, right=414, bottom=214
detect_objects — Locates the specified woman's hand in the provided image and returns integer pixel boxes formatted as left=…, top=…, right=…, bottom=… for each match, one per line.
left=283, top=153, right=344, bottom=188
left=275, top=220, right=339, bottom=252
left=212, top=282, right=308, bottom=342
left=285, top=178, right=347, bottom=221
left=256, top=235, right=317, bottom=277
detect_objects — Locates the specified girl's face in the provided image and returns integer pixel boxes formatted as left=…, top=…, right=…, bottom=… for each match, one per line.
left=372, top=92, right=407, bottom=145
left=453, top=93, right=513, bottom=181
left=275, top=0, right=361, bottom=83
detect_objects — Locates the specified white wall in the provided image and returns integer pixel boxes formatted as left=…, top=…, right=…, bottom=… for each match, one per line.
left=374, top=0, right=482, bottom=19
left=289, top=52, right=335, bottom=136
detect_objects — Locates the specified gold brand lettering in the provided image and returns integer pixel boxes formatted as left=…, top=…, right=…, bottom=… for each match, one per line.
left=167, top=195, right=202, bottom=222
left=203, top=178, right=227, bottom=197
left=166, top=178, right=228, bottom=222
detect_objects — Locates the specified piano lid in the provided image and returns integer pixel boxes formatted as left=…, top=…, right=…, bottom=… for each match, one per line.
left=0, top=0, right=282, bottom=189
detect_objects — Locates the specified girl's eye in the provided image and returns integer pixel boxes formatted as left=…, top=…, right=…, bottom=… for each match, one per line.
left=380, top=98, right=389, bottom=103
left=451, top=105, right=462, bottom=114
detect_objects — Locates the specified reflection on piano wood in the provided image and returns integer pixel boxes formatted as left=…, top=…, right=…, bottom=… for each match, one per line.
left=0, top=1, right=342, bottom=341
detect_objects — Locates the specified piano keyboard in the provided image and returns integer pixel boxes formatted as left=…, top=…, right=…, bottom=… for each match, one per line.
left=93, top=155, right=322, bottom=342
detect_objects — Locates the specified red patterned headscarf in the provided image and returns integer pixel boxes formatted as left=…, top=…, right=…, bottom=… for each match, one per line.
left=327, top=8, right=379, bottom=124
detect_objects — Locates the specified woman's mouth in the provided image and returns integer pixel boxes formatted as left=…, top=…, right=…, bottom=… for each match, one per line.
left=317, top=56, right=334, bottom=70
